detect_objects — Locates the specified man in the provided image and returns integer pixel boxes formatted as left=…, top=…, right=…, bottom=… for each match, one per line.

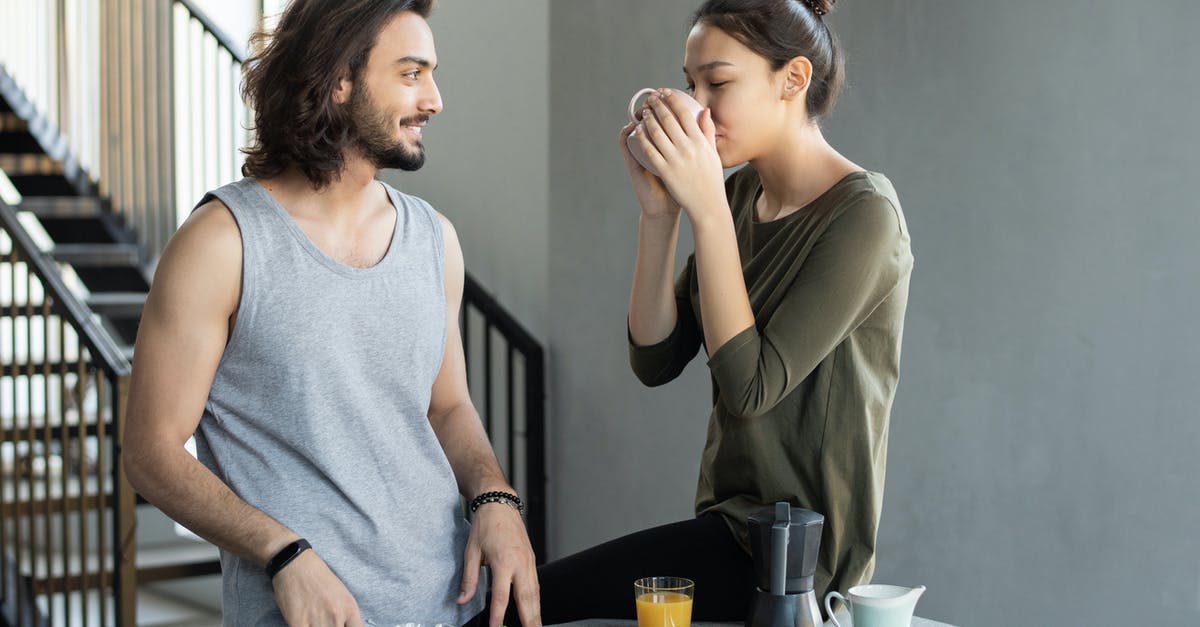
left=123, top=1, right=540, bottom=625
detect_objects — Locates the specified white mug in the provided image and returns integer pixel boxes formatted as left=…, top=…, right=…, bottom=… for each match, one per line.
left=625, top=87, right=704, bottom=177
left=825, top=584, right=926, bottom=627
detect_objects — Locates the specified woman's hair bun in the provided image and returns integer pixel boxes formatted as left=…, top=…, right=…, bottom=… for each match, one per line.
left=803, top=0, right=836, bottom=17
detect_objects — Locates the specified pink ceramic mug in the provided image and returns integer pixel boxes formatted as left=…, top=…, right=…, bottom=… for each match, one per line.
left=626, top=87, right=705, bottom=177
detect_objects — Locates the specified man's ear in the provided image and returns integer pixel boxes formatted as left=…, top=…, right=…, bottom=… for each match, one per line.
left=333, top=73, right=352, bottom=105
left=782, top=55, right=813, bottom=101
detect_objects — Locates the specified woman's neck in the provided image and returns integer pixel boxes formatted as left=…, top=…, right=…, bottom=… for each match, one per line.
left=749, top=123, right=860, bottom=222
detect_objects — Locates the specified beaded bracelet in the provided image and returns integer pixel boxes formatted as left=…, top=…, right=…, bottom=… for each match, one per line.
left=470, top=490, right=525, bottom=516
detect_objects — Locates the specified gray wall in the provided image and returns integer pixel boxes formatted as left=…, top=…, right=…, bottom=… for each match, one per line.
left=824, top=2, right=1200, bottom=625
left=384, top=1, right=550, bottom=337
left=397, top=2, right=1198, bottom=626
left=547, top=1, right=715, bottom=564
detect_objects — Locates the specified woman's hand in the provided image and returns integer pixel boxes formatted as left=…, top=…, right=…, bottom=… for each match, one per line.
left=618, top=119, right=681, bottom=221
left=630, top=90, right=729, bottom=226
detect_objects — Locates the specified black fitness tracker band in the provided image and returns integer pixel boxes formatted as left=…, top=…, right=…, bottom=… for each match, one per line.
left=265, top=538, right=311, bottom=579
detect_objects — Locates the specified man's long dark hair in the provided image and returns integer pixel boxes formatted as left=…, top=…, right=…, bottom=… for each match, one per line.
left=240, top=0, right=436, bottom=189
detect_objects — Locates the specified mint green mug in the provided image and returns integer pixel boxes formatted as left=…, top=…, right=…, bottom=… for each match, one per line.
left=824, top=584, right=925, bottom=627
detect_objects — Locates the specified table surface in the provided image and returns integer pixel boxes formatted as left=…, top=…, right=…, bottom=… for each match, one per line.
left=560, top=613, right=958, bottom=627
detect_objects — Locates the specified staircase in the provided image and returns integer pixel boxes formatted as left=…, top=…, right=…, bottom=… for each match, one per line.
left=0, top=1, right=250, bottom=624
left=1, top=67, right=222, bottom=627
left=0, top=102, right=148, bottom=355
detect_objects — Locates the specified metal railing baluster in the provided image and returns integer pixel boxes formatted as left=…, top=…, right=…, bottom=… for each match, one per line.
left=76, top=352, right=87, bottom=627
left=42, top=297, right=54, bottom=627
left=96, top=368, right=108, bottom=627
left=59, top=316, right=71, bottom=625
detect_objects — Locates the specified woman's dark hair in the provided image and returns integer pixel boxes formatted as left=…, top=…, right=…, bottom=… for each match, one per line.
left=241, top=0, right=436, bottom=188
left=692, top=0, right=844, bottom=119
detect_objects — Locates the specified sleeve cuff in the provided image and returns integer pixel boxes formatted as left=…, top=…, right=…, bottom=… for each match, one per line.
left=628, top=318, right=685, bottom=361
left=705, top=324, right=758, bottom=373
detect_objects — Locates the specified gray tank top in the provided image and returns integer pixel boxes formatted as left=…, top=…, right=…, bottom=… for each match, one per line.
left=194, top=177, right=484, bottom=626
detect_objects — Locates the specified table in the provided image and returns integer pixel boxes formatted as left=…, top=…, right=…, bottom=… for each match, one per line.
left=561, top=613, right=958, bottom=627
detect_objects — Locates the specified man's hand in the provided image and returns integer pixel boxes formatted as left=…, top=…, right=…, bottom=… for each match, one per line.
left=273, top=550, right=364, bottom=627
left=457, top=504, right=541, bottom=627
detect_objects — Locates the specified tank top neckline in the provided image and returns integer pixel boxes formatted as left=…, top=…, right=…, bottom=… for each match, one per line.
left=245, top=177, right=402, bottom=279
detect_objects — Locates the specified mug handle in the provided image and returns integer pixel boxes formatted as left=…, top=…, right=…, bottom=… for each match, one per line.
left=824, top=591, right=848, bottom=627
left=628, top=88, right=659, bottom=123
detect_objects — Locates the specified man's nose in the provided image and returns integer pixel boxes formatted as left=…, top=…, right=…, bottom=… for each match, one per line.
left=423, top=78, right=443, bottom=115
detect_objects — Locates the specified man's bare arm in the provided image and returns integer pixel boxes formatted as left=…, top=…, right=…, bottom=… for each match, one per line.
left=427, top=214, right=541, bottom=627
left=122, top=200, right=361, bottom=625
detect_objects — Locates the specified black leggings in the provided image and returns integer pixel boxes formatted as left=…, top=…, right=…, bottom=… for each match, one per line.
left=478, top=514, right=756, bottom=626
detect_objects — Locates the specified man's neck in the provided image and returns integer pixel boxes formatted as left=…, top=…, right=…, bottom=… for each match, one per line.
left=260, top=153, right=382, bottom=223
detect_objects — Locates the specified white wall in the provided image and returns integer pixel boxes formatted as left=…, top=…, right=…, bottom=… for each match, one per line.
left=188, top=0, right=260, bottom=52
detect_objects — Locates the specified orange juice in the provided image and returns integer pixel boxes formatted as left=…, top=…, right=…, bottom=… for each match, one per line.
left=635, top=591, right=693, bottom=627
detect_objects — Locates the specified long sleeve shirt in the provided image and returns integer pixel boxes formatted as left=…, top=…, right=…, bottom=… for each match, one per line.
left=629, top=166, right=914, bottom=599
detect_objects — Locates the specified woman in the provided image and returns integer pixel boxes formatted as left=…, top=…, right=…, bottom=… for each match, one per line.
left=513, top=0, right=913, bottom=623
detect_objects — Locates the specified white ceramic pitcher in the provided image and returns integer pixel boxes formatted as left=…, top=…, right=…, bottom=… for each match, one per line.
left=824, top=584, right=925, bottom=627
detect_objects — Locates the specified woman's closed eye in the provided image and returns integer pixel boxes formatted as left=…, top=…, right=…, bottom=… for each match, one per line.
left=684, top=81, right=728, bottom=94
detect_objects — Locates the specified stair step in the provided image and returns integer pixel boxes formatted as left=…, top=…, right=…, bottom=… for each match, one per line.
left=0, top=474, right=108, bottom=518
left=0, top=130, right=44, bottom=154
left=19, top=196, right=103, bottom=219
left=0, top=111, right=27, bottom=132
left=36, top=586, right=223, bottom=627
left=136, top=543, right=223, bottom=585
left=0, top=112, right=41, bottom=154
left=1, top=358, right=92, bottom=372
left=72, top=265, right=152, bottom=293
left=86, top=292, right=147, bottom=318
left=0, top=418, right=111, bottom=444
left=21, top=542, right=222, bottom=595
left=51, top=243, right=140, bottom=268
left=0, top=153, right=63, bottom=176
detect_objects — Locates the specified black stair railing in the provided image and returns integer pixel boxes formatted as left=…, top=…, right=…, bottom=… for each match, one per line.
left=1, top=197, right=135, bottom=627
left=461, top=275, right=547, bottom=562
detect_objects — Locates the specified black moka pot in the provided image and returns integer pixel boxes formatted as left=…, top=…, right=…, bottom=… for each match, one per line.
left=745, top=502, right=825, bottom=627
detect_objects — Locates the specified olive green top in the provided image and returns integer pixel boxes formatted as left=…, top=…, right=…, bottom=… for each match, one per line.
left=629, top=166, right=913, bottom=599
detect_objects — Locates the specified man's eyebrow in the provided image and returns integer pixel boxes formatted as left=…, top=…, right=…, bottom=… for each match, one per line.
left=395, top=56, right=438, bottom=70
left=683, top=61, right=734, bottom=75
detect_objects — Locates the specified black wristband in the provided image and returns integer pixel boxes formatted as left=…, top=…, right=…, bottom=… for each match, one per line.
left=469, top=490, right=525, bottom=516
left=265, top=538, right=311, bottom=579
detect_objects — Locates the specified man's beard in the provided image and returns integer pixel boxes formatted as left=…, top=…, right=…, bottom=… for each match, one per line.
left=346, top=85, right=426, bottom=171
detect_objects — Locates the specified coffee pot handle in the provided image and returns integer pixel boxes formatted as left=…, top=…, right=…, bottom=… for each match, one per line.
left=824, top=591, right=848, bottom=627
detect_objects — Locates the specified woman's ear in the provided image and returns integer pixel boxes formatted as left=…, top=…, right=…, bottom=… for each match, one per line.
left=783, top=55, right=813, bottom=101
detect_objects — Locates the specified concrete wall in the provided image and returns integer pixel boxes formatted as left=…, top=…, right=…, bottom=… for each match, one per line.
left=384, top=2, right=551, bottom=338
left=546, top=0, right=714, bottom=561
left=542, top=2, right=1200, bottom=626
left=821, top=2, right=1200, bottom=625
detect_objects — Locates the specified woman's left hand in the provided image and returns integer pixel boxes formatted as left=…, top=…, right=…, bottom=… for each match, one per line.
left=631, top=89, right=730, bottom=225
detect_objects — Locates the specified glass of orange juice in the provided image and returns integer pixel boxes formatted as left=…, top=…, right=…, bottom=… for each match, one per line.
left=634, top=577, right=694, bottom=627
